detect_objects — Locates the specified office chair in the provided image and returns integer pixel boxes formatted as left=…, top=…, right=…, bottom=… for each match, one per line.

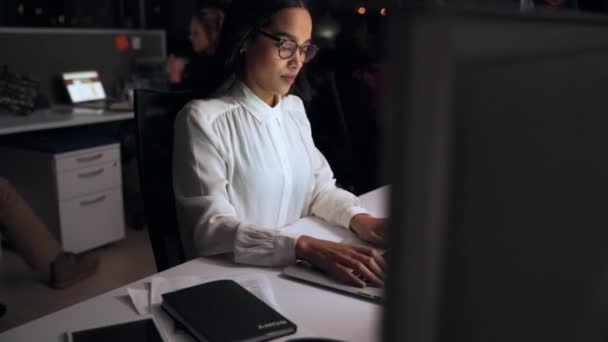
left=134, top=89, right=194, bottom=271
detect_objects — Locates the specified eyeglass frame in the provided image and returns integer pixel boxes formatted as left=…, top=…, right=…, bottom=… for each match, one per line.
left=257, top=30, right=319, bottom=63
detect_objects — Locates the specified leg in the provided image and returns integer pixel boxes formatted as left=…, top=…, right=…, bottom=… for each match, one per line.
left=0, top=177, right=61, bottom=270
left=0, top=178, right=99, bottom=288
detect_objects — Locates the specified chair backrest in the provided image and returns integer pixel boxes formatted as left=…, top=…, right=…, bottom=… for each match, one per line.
left=134, top=89, right=194, bottom=271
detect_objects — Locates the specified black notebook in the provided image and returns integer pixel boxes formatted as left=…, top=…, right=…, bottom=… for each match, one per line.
left=161, top=279, right=297, bottom=342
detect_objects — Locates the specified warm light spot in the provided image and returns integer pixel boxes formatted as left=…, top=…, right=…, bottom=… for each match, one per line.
left=380, top=8, right=387, bottom=16
left=357, top=6, right=366, bottom=15
left=58, top=15, right=65, bottom=24
left=35, top=7, right=42, bottom=15
left=17, top=4, right=24, bottom=15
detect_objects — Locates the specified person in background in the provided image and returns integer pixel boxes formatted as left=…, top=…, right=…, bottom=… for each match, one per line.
left=167, top=6, right=226, bottom=91
left=0, top=177, right=99, bottom=290
left=173, top=0, right=386, bottom=288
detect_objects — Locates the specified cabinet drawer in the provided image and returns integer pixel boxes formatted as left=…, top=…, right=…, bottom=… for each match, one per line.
left=58, top=189, right=125, bottom=253
left=55, top=145, right=119, bottom=172
left=56, top=161, right=121, bottom=200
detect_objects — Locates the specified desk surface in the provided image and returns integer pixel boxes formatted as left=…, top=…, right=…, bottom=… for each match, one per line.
left=0, top=186, right=389, bottom=342
left=0, top=108, right=133, bottom=136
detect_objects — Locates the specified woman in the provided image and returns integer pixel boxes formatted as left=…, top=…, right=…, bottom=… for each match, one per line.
left=173, top=0, right=386, bottom=288
left=167, top=7, right=225, bottom=89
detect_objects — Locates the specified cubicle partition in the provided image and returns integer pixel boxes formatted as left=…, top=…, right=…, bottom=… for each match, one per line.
left=0, top=28, right=166, bottom=105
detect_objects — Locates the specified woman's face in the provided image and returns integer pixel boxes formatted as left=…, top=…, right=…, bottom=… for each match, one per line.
left=242, top=7, right=313, bottom=106
left=190, top=17, right=210, bottom=53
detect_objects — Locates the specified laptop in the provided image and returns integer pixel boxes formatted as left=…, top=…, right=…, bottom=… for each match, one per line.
left=62, top=70, right=131, bottom=111
left=282, top=259, right=384, bottom=303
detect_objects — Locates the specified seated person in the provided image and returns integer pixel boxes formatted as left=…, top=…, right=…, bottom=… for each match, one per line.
left=0, top=177, right=99, bottom=289
left=173, top=0, right=385, bottom=288
left=167, top=6, right=225, bottom=91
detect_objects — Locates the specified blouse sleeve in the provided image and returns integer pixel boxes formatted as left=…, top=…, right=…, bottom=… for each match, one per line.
left=293, top=99, right=370, bottom=229
left=307, top=146, right=370, bottom=229
left=173, top=104, right=301, bottom=266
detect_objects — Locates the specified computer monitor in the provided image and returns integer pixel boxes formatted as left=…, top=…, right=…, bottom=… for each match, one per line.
left=383, top=6, right=608, bottom=342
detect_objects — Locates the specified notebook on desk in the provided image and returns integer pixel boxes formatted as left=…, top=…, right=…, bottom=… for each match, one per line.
left=62, top=70, right=132, bottom=111
left=161, top=279, right=297, bottom=342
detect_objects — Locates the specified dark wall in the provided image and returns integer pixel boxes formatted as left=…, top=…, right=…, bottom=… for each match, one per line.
left=0, top=29, right=166, bottom=102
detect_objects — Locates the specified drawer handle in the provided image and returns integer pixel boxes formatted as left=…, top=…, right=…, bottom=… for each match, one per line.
left=77, top=168, right=105, bottom=179
left=79, top=195, right=106, bottom=207
left=76, top=153, right=103, bottom=163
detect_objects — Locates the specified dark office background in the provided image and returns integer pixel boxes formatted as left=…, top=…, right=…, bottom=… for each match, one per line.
left=0, top=1, right=390, bottom=55
left=1, top=0, right=608, bottom=195
left=1, top=0, right=608, bottom=52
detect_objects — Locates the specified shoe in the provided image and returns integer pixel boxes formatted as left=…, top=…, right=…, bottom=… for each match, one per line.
left=49, top=252, right=99, bottom=289
left=0, top=303, right=6, bottom=318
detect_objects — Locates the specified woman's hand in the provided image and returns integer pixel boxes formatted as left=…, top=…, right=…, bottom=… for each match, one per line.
left=349, top=214, right=385, bottom=246
left=295, top=235, right=386, bottom=288
left=167, top=54, right=186, bottom=83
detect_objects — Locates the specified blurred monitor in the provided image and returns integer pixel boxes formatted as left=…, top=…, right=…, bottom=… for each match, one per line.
left=384, top=6, right=608, bottom=342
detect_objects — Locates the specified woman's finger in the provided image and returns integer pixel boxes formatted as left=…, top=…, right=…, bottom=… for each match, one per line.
left=351, top=245, right=374, bottom=255
left=343, top=257, right=383, bottom=287
left=333, top=263, right=366, bottom=287
left=370, top=249, right=387, bottom=271
left=351, top=252, right=384, bottom=281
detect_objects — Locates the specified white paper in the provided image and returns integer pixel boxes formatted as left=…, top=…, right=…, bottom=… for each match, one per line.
left=232, top=274, right=280, bottom=310
left=127, top=288, right=149, bottom=315
left=285, top=216, right=354, bottom=243
left=358, top=185, right=389, bottom=218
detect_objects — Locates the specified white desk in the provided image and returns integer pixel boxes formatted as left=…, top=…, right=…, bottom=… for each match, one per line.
left=0, top=108, right=133, bottom=136
left=0, top=186, right=389, bottom=342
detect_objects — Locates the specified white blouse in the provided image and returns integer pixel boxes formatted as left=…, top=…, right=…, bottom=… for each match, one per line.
left=173, top=80, right=368, bottom=266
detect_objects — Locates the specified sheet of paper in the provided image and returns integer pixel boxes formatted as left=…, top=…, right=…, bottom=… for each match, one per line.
left=284, top=216, right=353, bottom=243
left=232, top=274, right=280, bottom=309
left=126, top=288, right=149, bottom=315
left=359, top=185, right=389, bottom=218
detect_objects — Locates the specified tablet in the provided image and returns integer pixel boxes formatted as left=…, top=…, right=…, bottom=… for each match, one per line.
left=66, top=316, right=164, bottom=342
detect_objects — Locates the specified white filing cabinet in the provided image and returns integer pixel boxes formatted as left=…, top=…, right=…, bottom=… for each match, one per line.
left=0, top=142, right=125, bottom=253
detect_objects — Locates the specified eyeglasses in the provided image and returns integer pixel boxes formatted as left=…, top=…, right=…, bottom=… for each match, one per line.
left=258, top=30, right=319, bottom=63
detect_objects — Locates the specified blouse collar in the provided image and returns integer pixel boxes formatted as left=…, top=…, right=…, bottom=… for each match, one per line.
left=231, top=80, right=282, bottom=123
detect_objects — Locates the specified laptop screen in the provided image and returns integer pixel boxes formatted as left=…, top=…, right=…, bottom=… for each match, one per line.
left=62, top=71, right=106, bottom=103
